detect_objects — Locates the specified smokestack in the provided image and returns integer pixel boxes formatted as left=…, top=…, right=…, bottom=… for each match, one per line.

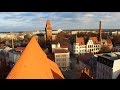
left=99, top=20, right=102, bottom=45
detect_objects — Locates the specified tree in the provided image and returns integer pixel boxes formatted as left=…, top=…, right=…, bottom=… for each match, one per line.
left=69, top=35, right=76, bottom=45
left=102, top=33, right=109, bottom=39
left=38, top=36, right=46, bottom=49
left=56, top=31, right=70, bottom=45
left=111, top=35, right=120, bottom=46
left=24, top=34, right=32, bottom=41
left=99, top=46, right=111, bottom=53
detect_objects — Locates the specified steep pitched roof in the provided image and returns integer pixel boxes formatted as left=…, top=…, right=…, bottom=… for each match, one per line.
left=76, top=37, right=85, bottom=45
left=6, top=36, right=64, bottom=79
left=80, top=72, right=92, bottom=79
left=89, top=37, right=100, bottom=44
left=106, top=39, right=113, bottom=45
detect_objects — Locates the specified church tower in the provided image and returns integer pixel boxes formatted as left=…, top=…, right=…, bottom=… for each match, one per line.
left=45, top=20, right=52, bottom=42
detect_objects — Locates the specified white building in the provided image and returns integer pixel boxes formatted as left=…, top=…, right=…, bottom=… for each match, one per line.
left=54, top=48, right=70, bottom=71
left=112, top=31, right=118, bottom=36
left=32, top=30, right=40, bottom=35
left=96, top=52, right=120, bottom=79
left=73, top=36, right=101, bottom=56
left=51, top=43, right=61, bottom=53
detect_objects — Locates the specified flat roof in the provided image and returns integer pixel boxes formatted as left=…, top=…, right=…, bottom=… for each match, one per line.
left=99, top=52, right=120, bottom=61
left=54, top=49, right=69, bottom=53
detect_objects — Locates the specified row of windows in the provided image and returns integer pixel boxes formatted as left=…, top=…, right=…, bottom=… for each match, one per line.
left=56, top=58, right=66, bottom=62
left=97, top=63, right=112, bottom=72
left=74, top=48, right=100, bottom=53
left=74, top=46, right=100, bottom=50
left=87, top=48, right=100, bottom=52
left=55, top=55, right=68, bottom=57
left=57, top=63, right=66, bottom=67
left=97, top=72, right=111, bottom=79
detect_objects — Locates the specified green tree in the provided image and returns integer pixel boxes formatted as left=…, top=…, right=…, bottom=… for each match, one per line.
left=99, top=46, right=111, bottom=53
left=112, top=35, right=120, bottom=46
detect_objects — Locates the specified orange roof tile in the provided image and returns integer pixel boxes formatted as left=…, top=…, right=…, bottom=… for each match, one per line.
left=89, top=37, right=100, bottom=44
left=76, top=37, right=85, bottom=45
left=6, top=36, right=64, bottom=79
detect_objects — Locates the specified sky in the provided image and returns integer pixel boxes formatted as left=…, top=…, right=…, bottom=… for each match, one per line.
left=0, top=12, right=120, bottom=32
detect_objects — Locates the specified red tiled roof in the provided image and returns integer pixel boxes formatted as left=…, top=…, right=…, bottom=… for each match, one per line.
left=89, top=37, right=100, bottom=44
left=6, top=36, right=64, bottom=79
left=60, top=45, right=68, bottom=48
left=15, top=47, right=25, bottom=52
left=76, top=37, right=85, bottom=45
left=54, top=48, right=69, bottom=53
left=79, top=53, right=94, bottom=64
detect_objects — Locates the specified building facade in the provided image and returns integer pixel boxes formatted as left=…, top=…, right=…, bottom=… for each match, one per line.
left=52, top=43, right=61, bottom=53
left=73, top=36, right=101, bottom=56
left=54, top=48, right=70, bottom=71
left=112, top=46, right=120, bottom=52
left=96, top=52, right=120, bottom=79
left=45, top=20, right=52, bottom=41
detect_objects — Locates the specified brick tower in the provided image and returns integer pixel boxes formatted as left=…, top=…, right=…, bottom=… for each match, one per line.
left=45, top=20, right=52, bottom=42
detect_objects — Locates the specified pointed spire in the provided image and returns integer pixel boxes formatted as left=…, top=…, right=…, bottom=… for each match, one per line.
left=6, top=36, right=64, bottom=79
left=46, top=20, right=51, bottom=28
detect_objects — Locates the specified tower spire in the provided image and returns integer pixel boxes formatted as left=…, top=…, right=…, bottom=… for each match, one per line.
left=45, top=20, right=52, bottom=42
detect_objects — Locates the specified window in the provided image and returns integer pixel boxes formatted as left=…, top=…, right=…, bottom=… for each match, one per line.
left=62, top=55, right=66, bottom=57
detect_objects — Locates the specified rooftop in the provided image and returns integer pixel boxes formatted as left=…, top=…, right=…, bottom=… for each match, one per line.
left=99, top=52, right=120, bottom=61
left=6, top=36, right=64, bottom=79
left=89, top=37, right=100, bottom=44
left=76, top=37, right=85, bottom=45
left=54, top=48, right=69, bottom=53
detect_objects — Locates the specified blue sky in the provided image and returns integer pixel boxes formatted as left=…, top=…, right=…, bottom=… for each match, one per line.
left=0, top=12, right=120, bottom=32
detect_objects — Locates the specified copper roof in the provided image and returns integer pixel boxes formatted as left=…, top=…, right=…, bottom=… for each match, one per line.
left=76, top=37, right=85, bottom=45
left=6, top=36, right=64, bottom=79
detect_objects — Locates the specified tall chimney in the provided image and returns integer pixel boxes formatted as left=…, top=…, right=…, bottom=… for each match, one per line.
left=99, top=20, right=102, bottom=45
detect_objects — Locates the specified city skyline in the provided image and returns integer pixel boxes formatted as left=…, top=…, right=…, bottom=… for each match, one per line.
left=0, top=12, right=120, bottom=32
